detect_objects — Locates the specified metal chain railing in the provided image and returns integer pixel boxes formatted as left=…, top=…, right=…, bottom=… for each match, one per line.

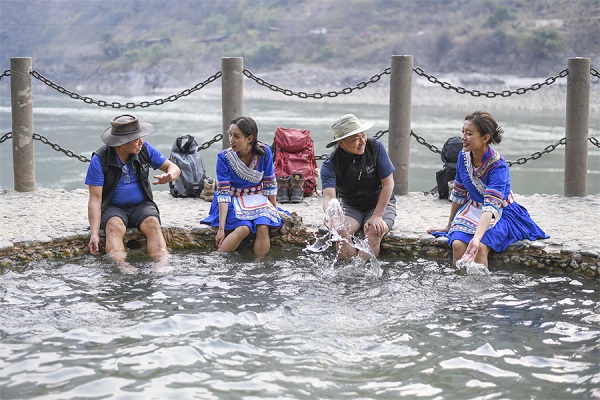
left=406, top=131, right=567, bottom=166
left=314, top=129, right=570, bottom=167
left=413, top=67, right=569, bottom=97
left=410, top=130, right=441, bottom=154
left=0, top=131, right=593, bottom=167
left=197, top=133, right=224, bottom=151
left=1, top=65, right=598, bottom=166
left=30, top=70, right=222, bottom=108
left=0, top=132, right=91, bottom=162
left=0, top=132, right=11, bottom=144
left=1, top=66, right=596, bottom=100
left=32, top=132, right=91, bottom=162
left=1, top=131, right=227, bottom=162
left=243, top=67, right=390, bottom=99
left=506, top=137, right=566, bottom=166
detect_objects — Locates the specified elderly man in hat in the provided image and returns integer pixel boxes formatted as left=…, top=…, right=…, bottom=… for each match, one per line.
left=85, top=114, right=181, bottom=269
left=320, top=114, right=396, bottom=258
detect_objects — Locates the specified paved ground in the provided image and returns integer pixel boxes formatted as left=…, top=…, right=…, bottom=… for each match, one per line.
left=1, top=188, right=599, bottom=255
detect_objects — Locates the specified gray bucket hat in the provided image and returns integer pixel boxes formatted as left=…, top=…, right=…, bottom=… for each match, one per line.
left=101, top=114, right=154, bottom=147
left=326, top=114, right=374, bottom=148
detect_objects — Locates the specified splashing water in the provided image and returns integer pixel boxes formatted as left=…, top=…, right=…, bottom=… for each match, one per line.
left=456, top=259, right=490, bottom=275
left=304, top=198, right=381, bottom=277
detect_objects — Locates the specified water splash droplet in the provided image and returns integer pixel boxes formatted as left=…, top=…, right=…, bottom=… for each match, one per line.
left=304, top=198, right=381, bottom=277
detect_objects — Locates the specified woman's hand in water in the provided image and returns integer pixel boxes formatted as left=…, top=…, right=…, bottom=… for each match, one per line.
left=460, top=237, right=480, bottom=264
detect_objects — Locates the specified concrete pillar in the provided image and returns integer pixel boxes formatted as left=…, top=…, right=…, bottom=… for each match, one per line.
left=10, top=57, right=35, bottom=192
left=564, top=57, right=590, bottom=197
left=221, top=57, right=244, bottom=149
left=388, top=55, right=413, bottom=195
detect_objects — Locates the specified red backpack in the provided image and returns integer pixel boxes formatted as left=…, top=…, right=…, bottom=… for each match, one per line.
left=272, top=127, right=318, bottom=197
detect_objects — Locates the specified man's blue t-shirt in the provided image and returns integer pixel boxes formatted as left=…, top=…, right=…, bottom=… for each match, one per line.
left=321, top=139, right=394, bottom=189
left=85, top=143, right=167, bottom=207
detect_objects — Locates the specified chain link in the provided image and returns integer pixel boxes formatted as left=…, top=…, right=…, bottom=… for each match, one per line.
left=413, top=67, right=569, bottom=97
left=410, top=130, right=442, bottom=154
left=243, top=68, right=390, bottom=99
left=197, top=133, right=224, bottom=151
left=507, top=137, right=566, bottom=166
left=591, top=67, right=600, bottom=79
left=0, top=132, right=12, bottom=143
left=589, top=136, right=600, bottom=148
left=0, top=69, right=10, bottom=82
left=30, top=70, right=222, bottom=108
left=32, top=133, right=91, bottom=162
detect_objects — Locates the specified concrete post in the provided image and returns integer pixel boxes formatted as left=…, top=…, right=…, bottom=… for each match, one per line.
left=10, top=57, right=36, bottom=192
left=388, top=55, right=413, bottom=195
left=221, top=57, right=244, bottom=149
left=564, top=57, right=590, bottom=197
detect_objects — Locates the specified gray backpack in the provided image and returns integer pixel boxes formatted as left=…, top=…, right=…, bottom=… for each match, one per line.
left=169, top=135, right=206, bottom=197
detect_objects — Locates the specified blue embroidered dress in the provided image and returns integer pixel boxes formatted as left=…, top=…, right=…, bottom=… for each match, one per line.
left=444, top=147, right=548, bottom=252
left=201, top=145, right=282, bottom=232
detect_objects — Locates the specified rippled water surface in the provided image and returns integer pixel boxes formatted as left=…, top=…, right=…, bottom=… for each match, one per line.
left=0, top=248, right=599, bottom=399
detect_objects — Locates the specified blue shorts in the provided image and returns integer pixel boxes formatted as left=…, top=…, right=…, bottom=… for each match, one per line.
left=101, top=200, right=161, bottom=230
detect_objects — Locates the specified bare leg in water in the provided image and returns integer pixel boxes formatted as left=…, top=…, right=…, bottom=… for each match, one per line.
left=104, top=216, right=137, bottom=274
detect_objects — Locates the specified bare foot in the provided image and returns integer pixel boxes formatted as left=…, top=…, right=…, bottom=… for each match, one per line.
left=117, top=262, right=139, bottom=274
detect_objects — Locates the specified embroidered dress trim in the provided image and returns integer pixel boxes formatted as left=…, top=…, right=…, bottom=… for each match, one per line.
left=448, top=199, right=500, bottom=236
left=450, top=181, right=468, bottom=204
left=232, top=184, right=263, bottom=197
left=464, top=151, right=486, bottom=196
left=217, top=181, right=231, bottom=203
left=464, top=149, right=502, bottom=196
left=225, top=148, right=264, bottom=184
left=262, top=174, right=277, bottom=196
left=232, top=194, right=280, bottom=223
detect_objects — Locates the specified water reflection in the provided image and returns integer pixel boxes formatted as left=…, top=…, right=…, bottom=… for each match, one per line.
left=0, top=249, right=598, bottom=399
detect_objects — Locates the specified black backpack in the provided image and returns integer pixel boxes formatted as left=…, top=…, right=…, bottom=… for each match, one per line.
left=168, top=135, right=206, bottom=197
left=434, top=136, right=462, bottom=199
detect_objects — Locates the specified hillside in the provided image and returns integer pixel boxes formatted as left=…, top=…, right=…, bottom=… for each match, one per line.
left=1, top=0, right=598, bottom=94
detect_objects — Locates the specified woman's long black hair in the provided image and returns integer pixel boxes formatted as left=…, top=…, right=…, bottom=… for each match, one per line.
left=231, top=116, right=265, bottom=156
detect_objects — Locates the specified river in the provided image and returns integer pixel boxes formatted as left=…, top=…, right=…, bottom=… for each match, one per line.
left=1, top=87, right=599, bottom=399
left=1, top=90, right=599, bottom=195
left=0, top=248, right=599, bottom=399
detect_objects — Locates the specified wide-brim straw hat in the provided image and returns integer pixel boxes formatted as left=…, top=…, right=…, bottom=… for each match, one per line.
left=326, top=113, right=374, bottom=148
left=101, top=114, right=154, bottom=147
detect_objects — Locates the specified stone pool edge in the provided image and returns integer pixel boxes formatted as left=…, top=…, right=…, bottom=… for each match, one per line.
left=1, top=219, right=598, bottom=278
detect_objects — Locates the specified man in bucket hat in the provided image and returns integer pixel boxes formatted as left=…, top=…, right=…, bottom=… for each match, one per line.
left=321, top=113, right=396, bottom=258
left=85, top=114, right=181, bottom=271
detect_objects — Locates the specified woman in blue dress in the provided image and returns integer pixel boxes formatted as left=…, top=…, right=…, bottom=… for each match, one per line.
left=428, top=111, right=549, bottom=267
left=201, top=116, right=282, bottom=256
